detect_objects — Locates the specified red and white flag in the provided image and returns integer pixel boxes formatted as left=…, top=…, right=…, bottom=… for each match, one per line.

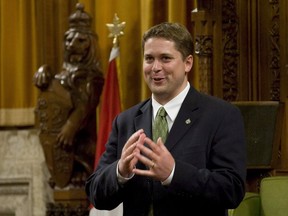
left=89, top=46, right=123, bottom=216
left=94, top=46, right=122, bottom=168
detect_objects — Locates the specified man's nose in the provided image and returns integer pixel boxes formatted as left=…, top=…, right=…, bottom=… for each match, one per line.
left=152, top=60, right=161, bottom=72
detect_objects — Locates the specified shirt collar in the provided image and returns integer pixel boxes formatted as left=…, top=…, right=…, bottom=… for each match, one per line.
left=152, top=82, right=190, bottom=121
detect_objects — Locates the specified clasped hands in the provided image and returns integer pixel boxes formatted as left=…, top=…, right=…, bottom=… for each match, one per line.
left=118, top=129, right=175, bottom=182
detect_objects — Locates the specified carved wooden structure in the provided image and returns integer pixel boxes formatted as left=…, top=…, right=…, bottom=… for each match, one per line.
left=34, top=3, right=104, bottom=215
left=191, top=0, right=288, bottom=192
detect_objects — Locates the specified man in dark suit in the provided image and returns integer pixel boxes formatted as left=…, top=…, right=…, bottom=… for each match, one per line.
left=85, top=22, right=246, bottom=216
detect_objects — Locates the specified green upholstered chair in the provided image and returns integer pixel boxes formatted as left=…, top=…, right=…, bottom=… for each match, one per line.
left=260, top=176, right=288, bottom=216
left=228, top=192, right=260, bottom=216
left=229, top=176, right=288, bottom=216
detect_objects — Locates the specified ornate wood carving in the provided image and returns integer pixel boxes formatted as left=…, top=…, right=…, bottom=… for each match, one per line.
left=34, top=4, right=104, bottom=215
left=195, top=35, right=213, bottom=94
left=33, top=3, right=104, bottom=189
left=191, top=1, right=215, bottom=94
left=269, top=0, right=280, bottom=101
left=222, top=0, right=239, bottom=101
left=195, top=35, right=213, bottom=56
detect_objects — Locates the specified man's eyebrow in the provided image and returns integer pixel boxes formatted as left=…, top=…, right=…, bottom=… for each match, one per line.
left=144, top=53, right=153, bottom=57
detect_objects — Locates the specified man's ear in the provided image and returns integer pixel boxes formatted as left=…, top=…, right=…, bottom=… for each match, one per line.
left=185, top=55, right=193, bottom=73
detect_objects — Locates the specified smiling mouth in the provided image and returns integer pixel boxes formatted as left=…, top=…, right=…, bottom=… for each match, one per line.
left=153, top=77, right=165, bottom=81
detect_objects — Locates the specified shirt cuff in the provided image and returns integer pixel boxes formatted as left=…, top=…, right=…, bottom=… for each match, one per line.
left=116, top=161, right=135, bottom=184
left=161, top=162, right=175, bottom=186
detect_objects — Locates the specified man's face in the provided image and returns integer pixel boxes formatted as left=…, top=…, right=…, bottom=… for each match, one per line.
left=143, top=37, right=193, bottom=104
left=65, top=31, right=90, bottom=63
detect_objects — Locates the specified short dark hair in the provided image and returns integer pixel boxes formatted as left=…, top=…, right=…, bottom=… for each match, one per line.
left=142, top=22, right=194, bottom=60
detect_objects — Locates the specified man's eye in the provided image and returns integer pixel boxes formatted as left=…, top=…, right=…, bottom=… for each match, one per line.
left=145, top=57, right=153, bottom=62
left=162, top=56, right=171, bottom=62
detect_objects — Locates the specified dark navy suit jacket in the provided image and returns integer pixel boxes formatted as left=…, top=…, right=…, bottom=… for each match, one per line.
left=86, top=87, right=247, bottom=216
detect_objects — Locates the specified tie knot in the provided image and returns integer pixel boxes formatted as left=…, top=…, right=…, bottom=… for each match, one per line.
left=157, top=107, right=167, bottom=117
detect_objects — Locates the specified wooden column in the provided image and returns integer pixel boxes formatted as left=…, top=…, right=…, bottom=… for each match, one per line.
left=191, top=1, right=215, bottom=94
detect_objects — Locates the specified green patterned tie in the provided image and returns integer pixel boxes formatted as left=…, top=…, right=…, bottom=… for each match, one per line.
left=153, top=107, right=168, bottom=143
left=149, top=107, right=168, bottom=216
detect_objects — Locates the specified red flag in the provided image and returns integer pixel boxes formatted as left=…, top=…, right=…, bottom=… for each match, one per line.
left=90, top=47, right=124, bottom=215
left=94, top=46, right=121, bottom=168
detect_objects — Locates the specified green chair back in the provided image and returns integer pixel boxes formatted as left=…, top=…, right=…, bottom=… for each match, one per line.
left=228, top=192, right=260, bottom=216
left=260, top=176, right=288, bottom=216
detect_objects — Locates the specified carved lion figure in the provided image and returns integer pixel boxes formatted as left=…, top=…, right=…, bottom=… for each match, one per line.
left=34, top=3, right=104, bottom=188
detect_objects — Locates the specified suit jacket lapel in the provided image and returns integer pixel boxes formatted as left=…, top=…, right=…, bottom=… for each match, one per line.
left=134, top=100, right=152, bottom=169
left=134, top=100, right=153, bottom=138
left=165, top=88, right=200, bottom=151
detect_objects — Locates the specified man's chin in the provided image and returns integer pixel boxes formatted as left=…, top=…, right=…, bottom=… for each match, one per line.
left=151, top=86, right=167, bottom=96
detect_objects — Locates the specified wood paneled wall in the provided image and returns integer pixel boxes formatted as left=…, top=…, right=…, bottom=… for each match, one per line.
left=191, top=0, right=288, bottom=101
left=190, top=0, right=288, bottom=192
